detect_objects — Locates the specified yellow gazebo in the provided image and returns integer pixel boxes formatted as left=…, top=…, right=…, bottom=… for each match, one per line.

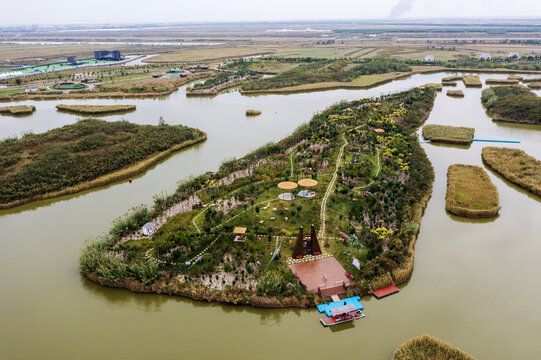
left=233, top=227, right=247, bottom=242
left=277, top=181, right=297, bottom=201
left=297, top=178, right=318, bottom=199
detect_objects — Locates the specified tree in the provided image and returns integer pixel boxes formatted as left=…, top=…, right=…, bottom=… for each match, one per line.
left=15, top=78, right=21, bottom=85
left=158, top=116, right=166, bottom=126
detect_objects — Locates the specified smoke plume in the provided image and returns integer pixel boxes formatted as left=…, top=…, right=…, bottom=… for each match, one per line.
left=389, top=0, right=416, bottom=18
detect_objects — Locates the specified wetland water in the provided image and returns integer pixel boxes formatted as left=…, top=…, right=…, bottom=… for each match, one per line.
left=1, top=73, right=540, bottom=359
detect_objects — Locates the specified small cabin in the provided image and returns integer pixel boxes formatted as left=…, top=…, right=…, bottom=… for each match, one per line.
left=424, top=55, right=435, bottom=62
left=508, top=52, right=520, bottom=59
left=142, top=222, right=155, bottom=237
left=233, top=227, right=247, bottom=242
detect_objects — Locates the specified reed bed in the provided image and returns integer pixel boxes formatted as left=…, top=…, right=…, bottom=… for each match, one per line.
left=442, top=81, right=457, bottom=86
left=422, top=124, right=474, bottom=144
left=56, top=104, right=136, bottom=115
left=482, top=147, right=541, bottom=197
left=485, top=78, right=520, bottom=85
left=527, top=82, right=541, bottom=89
left=446, top=90, right=464, bottom=97
left=394, top=335, right=476, bottom=360
left=446, top=164, right=500, bottom=218
left=420, top=83, right=443, bottom=91
left=442, top=76, right=464, bottom=82
left=369, top=272, right=394, bottom=291
left=463, top=75, right=482, bottom=87
left=508, top=75, right=523, bottom=81
left=0, top=105, right=36, bottom=115
left=245, top=109, right=262, bottom=116
left=522, top=77, right=541, bottom=83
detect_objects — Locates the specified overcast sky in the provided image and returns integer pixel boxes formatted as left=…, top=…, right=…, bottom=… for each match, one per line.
left=3, top=0, right=541, bottom=25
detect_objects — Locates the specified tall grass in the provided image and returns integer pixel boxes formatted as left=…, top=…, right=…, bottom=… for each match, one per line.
left=446, top=164, right=500, bottom=218
left=0, top=105, right=36, bottom=115
left=56, top=104, right=136, bottom=115
left=446, top=90, right=464, bottom=98
left=422, top=124, right=474, bottom=144
left=482, top=147, right=541, bottom=197
left=393, top=335, right=476, bottom=360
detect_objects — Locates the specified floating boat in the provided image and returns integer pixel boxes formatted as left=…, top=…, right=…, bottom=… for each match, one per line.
left=320, top=304, right=365, bottom=327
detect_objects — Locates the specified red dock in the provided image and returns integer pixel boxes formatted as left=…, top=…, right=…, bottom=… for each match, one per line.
left=372, top=284, right=399, bottom=299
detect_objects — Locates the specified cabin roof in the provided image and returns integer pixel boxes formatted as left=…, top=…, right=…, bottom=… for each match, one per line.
left=233, top=227, right=247, bottom=234
left=330, top=304, right=358, bottom=316
left=142, top=222, right=155, bottom=230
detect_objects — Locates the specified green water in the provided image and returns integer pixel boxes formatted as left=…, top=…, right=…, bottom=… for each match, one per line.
left=1, top=73, right=540, bottom=359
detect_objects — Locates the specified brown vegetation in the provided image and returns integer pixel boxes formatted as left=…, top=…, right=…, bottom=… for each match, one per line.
left=0, top=105, right=36, bottom=115
left=485, top=78, right=520, bottom=85
left=246, top=109, right=262, bottom=116
left=463, top=75, right=482, bottom=87
left=482, top=147, right=541, bottom=197
left=422, top=124, right=474, bottom=144
left=393, top=334, right=476, bottom=360
left=446, top=164, right=500, bottom=218
left=447, top=90, right=464, bottom=97
left=56, top=104, right=136, bottom=115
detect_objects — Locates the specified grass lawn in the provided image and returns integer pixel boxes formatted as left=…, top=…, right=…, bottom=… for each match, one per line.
left=446, top=164, right=500, bottom=218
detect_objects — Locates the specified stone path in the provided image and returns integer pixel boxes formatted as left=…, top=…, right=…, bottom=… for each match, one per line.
left=319, top=133, right=348, bottom=239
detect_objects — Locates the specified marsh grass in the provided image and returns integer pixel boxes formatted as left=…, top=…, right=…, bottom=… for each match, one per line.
left=56, top=104, right=136, bottom=115
left=482, top=147, right=541, bottom=197
left=446, top=90, right=464, bottom=97
left=422, top=124, right=474, bottom=144
left=485, top=78, right=520, bottom=85
left=445, top=164, right=500, bottom=218
left=463, top=75, right=482, bottom=87
left=393, top=334, right=476, bottom=360
left=245, top=109, right=262, bottom=116
left=420, top=83, right=443, bottom=91
left=0, top=105, right=36, bottom=115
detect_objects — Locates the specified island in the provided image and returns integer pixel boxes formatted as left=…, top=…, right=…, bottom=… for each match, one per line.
left=446, top=164, right=500, bottom=218
left=481, top=85, right=541, bottom=124
left=56, top=104, right=136, bottom=115
left=0, top=119, right=206, bottom=209
left=393, top=335, right=475, bottom=360
left=0, top=105, right=36, bottom=116
left=422, top=124, right=474, bottom=145
left=482, top=147, right=541, bottom=197
left=79, top=87, right=436, bottom=307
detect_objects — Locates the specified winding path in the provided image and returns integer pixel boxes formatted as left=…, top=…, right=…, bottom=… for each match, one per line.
left=319, top=133, right=348, bottom=238
left=353, top=147, right=381, bottom=193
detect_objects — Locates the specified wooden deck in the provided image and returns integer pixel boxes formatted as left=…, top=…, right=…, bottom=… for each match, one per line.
left=289, top=257, right=351, bottom=296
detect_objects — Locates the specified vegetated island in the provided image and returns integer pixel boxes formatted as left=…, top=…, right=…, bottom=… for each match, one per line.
left=442, top=75, right=482, bottom=88
left=420, top=83, right=443, bottom=91
left=393, top=335, right=476, bottom=360
left=0, top=119, right=206, bottom=209
left=79, top=87, right=436, bottom=307
left=246, top=109, right=261, bottom=116
left=446, top=90, right=464, bottom=98
left=422, top=124, right=474, bottom=145
left=481, top=85, right=541, bottom=125
left=485, top=78, right=520, bottom=85
left=446, top=164, right=500, bottom=218
left=56, top=104, right=136, bottom=115
left=482, top=147, right=541, bottom=197
left=0, top=105, right=36, bottom=116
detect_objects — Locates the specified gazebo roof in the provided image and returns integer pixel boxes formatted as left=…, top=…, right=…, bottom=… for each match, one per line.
left=278, top=181, right=298, bottom=190
left=298, top=178, right=318, bottom=187
left=233, top=227, right=247, bottom=234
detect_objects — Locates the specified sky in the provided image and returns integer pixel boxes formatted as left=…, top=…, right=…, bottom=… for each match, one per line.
left=2, top=0, right=541, bottom=25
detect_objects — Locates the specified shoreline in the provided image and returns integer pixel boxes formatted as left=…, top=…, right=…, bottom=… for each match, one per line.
left=0, top=134, right=207, bottom=210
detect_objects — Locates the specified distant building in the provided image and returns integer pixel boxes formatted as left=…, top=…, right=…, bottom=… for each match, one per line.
left=142, top=222, right=155, bottom=237
left=479, top=53, right=491, bottom=60
left=508, top=52, right=520, bottom=59
left=67, top=56, right=77, bottom=65
left=94, top=50, right=122, bottom=61
left=424, top=55, right=435, bottom=62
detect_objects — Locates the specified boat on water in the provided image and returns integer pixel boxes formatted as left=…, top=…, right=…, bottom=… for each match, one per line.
left=320, top=304, right=365, bottom=327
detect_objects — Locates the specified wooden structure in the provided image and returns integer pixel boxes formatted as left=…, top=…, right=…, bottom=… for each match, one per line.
left=372, top=284, right=400, bottom=299
left=233, top=227, right=247, bottom=242
left=292, top=224, right=321, bottom=259
left=278, top=181, right=298, bottom=201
